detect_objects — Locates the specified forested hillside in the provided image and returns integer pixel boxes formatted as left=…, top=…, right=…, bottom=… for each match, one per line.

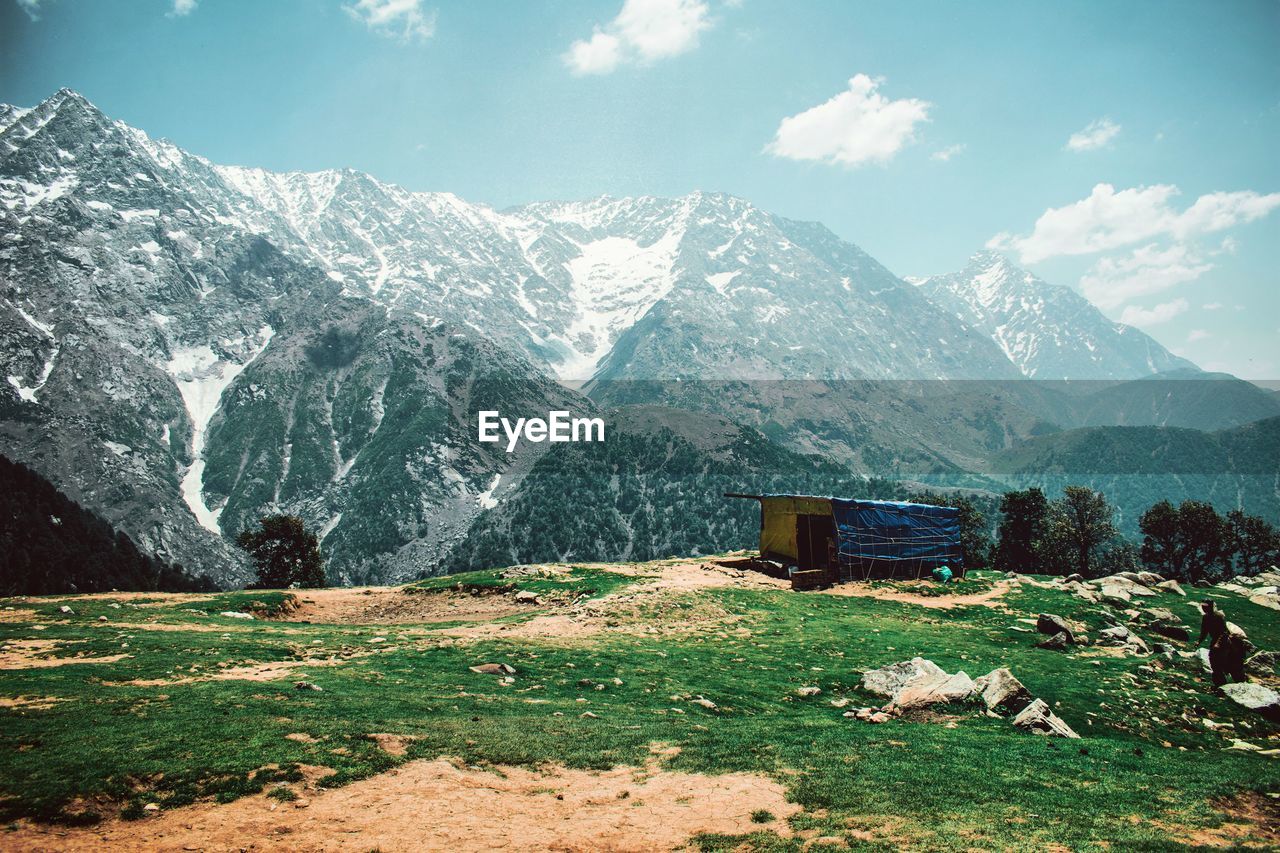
left=0, top=455, right=216, bottom=595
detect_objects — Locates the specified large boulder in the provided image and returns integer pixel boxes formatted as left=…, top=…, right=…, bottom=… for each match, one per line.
left=1245, top=650, right=1279, bottom=677
left=1099, top=625, right=1131, bottom=643
left=1155, top=580, right=1185, bottom=596
left=1036, top=614, right=1076, bottom=643
left=1098, top=575, right=1157, bottom=597
left=862, top=658, right=979, bottom=710
left=861, top=658, right=946, bottom=698
left=1249, top=590, right=1280, bottom=611
left=1099, top=586, right=1132, bottom=606
left=1012, top=698, right=1080, bottom=738
left=892, top=671, right=978, bottom=710
left=1136, top=571, right=1166, bottom=587
left=1221, top=683, right=1280, bottom=721
left=974, top=668, right=1032, bottom=715
left=1037, top=632, right=1072, bottom=651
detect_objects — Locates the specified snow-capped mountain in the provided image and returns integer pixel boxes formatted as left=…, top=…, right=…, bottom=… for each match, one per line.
left=917, top=251, right=1197, bottom=380
left=0, top=89, right=1216, bottom=584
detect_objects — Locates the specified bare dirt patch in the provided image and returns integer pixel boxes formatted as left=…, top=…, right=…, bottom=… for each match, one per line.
left=5, top=756, right=798, bottom=852
left=821, top=578, right=1015, bottom=610
left=0, top=695, right=70, bottom=710
left=0, top=639, right=131, bottom=670
left=1163, top=793, right=1280, bottom=849
left=282, top=586, right=530, bottom=625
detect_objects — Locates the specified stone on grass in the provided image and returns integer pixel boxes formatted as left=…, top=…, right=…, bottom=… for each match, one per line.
left=892, top=671, right=978, bottom=710
left=470, top=663, right=517, bottom=675
left=1156, top=580, right=1185, bottom=596
left=974, top=668, right=1032, bottom=715
left=1036, top=614, right=1076, bottom=643
left=1012, top=699, right=1080, bottom=738
left=861, top=658, right=946, bottom=698
left=690, top=697, right=718, bottom=710
left=1141, top=608, right=1190, bottom=641
left=1099, top=625, right=1131, bottom=643
left=1037, top=632, right=1072, bottom=651
left=514, top=590, right=541, bottom=604
left=59, top=606, right=74, bottom=614
left=1249, top=591, right=1280, bottom=611
left=294, top=681, right=322, bottom=691
left=1099, top=586, right=1131, bottom=606
left=1221, top=683, right=1280, bottom=721
left=1245, top=650, right=1279, bottom=677
left=220, top=611, right=254, bottom=619
left=796, top=686, right=822, bottom=698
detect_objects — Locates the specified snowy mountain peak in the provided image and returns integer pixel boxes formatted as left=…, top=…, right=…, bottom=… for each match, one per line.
left=918, top=252, right=1197, bottom=380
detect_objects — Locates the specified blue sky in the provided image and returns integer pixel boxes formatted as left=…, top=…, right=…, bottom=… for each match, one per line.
left=4, top=0, right=1278, bottom=377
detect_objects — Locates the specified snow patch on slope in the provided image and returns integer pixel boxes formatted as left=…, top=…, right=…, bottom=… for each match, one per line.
left=166, top=325, right=274, bottom=534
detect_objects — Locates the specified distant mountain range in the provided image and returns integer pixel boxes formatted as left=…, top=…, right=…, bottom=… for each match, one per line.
left=2, top=89, right=1276, bottom=584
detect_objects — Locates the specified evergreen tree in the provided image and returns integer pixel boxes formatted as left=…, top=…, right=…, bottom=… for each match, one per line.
left=237, top=515, right=328, bottom=589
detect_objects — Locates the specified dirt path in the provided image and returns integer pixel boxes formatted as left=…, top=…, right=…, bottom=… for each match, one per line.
left=0, top=638, right=131, bottom=669
left=6, top=756, right=798, bottom=852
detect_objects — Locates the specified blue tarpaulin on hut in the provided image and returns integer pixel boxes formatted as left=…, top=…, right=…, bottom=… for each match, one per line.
left=829, top=499, right=963, bottom=578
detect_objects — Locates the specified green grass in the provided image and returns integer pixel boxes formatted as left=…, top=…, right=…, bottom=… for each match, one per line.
left=0, top=565, right=1275, bottom=849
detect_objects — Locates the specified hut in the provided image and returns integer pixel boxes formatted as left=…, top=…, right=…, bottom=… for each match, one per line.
left=726, top=494, right=964, bottom=589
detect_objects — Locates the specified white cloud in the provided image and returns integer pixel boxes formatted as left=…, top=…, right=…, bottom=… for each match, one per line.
left=16, top=0, right=44, bottom=20
left=343, top=0, right=437, bottom=43
left=1079, top=243, right=1212, bottom=310
left=1187, top=329, right=1210, bottom=342
left=564, top=29, right=623, bottom=75
left=1119, top=298, right=1189, bottom=327
left=988, top=182, right=1280, bottom=264
left=766, top=74, right=931, bottom=168
left=1202, top=302, right=1223, bottom=310
left=168, top=0, right=197, bottom=16
left=1065, top=117, right=1121, bottom=151
left=564, top=0, right=711, bottom=75
left=930, top=144, right=965, bottom=162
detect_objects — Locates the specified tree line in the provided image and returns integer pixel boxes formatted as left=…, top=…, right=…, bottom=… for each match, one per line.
left=923, top=483, right=1280, bottom=582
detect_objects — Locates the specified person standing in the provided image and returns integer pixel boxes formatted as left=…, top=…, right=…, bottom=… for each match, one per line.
left=1198, top=600, right=1245, bottom=688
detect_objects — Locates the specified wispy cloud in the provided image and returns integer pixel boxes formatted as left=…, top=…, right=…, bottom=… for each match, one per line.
left=16, top=0, right=45, bottom=21
left=1118, top=297, right=1189, bottom=327
left=766, top=74, right=930, bottom=168
left=343, top=0, right=437, bottom=43
left=1080, top=244, right=1212, bottom=310
left=1202, top=302, right=1223, bottom=310
left=930, top=144, right=965, bottom=162
left=168, top=0, right=197, bottom=17
left=564, top=0, right=712, bottom=76
left=1187, top=329, right=1210, bottom=342
left=988, top=183, right=1280, bottom=264
left=1065, top=117, right=1120, bottom=151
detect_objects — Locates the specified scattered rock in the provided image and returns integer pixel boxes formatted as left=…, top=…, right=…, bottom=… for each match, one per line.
left=294, top=681, right=322, bottom=691
left=1099, top=625, right=1131, bottom=643
left=1037, top=632, right=1071, bottom=651
left=513, top=590, right=541, bottom=605
left=97, top=616, right=108, bottom=622
left=59, top=606, right=74, bottom=614
left=1245, top=650, right=1279, bottom=677
left=1099, top=586, right=1131, bottom=606
left=142, top=803, right=159, bottom=813
left=974, top=668, right=1032, bottom=715
left=690, top=697, right=718, bottom=710
left=1136, top=571, right=1165, bottom=587
left=795, top=686, right=822, bottom=698
left=1141, top=608, right=1190, bottom=641
left=861, top=658, right=946, bottom=698
left=1036, top=614, right=1076, bottom=643
left=892, top=671, right=977, bottom=710
left=220, top=611, right=254, bottom=620
left=1221, top=683, right=1280, bottom=721
left=1155, top=580, right=1185, bottom=596
left=469, top=663, right=517, bottom=675
left=1249, top=591, right=1280, bottom=611
left=1064, top=573, right=1084, bottom=583
left=1012, top=698, right=1080, bottom=738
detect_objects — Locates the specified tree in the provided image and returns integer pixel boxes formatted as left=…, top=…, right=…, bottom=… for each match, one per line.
left=994, top=487, right=1049, bottom=573
left=1138, top=500, right=1182, bottom=578
left=1227, top=509, right=1280, bottom=577
left=1139, top=500, right=1234, bottom=584
left=1046, top=486, right=1117, bottom=578
left=236, top=515, right=327, bottom=589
